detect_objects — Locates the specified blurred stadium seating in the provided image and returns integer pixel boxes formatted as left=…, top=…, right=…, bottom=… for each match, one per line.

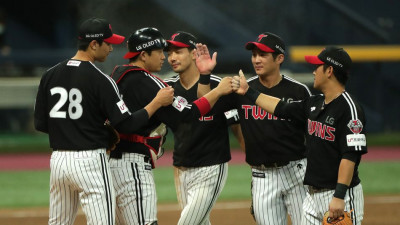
left=0, top=0, right=399, bottom=133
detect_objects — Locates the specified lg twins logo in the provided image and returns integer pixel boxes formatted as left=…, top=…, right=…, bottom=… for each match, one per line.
left=257, top=34, right=268, bottom=42
left=346, top=119, right=366, bottom=148
left=347, top=119, right=363, bottom=134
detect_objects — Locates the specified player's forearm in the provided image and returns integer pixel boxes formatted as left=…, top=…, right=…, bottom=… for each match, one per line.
left=197, top=74, right=211, bottom=97
left=245, top=87, right=280, bottom=114
left=203, top=87, right=223, bottom=109
left=114, top=108, right=149, bottom=133
left=256, top=94, right=280, bottom=114
left=144, top=100, right=162, bottom=118
left=333, top=159, right=355, bottom=200
left=337, top=159, right=355, bottom=186
left=197, top=83, right=211, bottom=97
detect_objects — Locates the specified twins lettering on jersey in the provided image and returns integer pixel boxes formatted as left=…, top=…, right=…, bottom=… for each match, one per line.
left=307, top=119, right=336, bottom=141
left=242, top=105, right=282, bottom=120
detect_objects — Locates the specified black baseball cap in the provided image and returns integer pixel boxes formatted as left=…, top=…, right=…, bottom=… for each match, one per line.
left=124, top=27, right=167, bottom=59
left=245, top=32, right=285, bottom=54
left=305, top=46, right=352, bottom=72
left=78, top=17, right=125, bottom=44
left=166, top=31, right=197, bottom=49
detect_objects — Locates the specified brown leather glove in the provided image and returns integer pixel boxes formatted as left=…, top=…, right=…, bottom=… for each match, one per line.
left=322, top=211, right=353, bottom=225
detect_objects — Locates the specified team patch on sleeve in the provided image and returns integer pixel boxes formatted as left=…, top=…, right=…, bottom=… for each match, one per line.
left=346, top=134, right=366, bottom=147
left=224, top=109, right=239, bottom=120
left=347, top=119, right=363, bottom=134
left=117, top=99, right=129, bottom=114
left=172, top=96, right=188, bottom=112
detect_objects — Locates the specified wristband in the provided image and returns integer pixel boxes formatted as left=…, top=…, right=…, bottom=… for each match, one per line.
left=193, top=97, right=211, bottom=116
left=333, top=183, right=348, bottom=199
left=198, top=74, right=211, bottom=85
left=244, top=87, right=261, bottom=103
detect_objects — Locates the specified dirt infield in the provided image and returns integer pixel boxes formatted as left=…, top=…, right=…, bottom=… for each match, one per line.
left=1, top=147, right=399, bottom=224
left=1, top=195, right=399, bottom=225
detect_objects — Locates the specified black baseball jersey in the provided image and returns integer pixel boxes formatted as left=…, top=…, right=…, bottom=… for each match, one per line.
left=165, top=75, right=239, bottom=167
left=34, top=59, right=136, bottom=150
left=236, top=75, right=311, bottom=165
left=274, top=91, right=368, bottom=189
left=110, top=65, right=210, bottom=158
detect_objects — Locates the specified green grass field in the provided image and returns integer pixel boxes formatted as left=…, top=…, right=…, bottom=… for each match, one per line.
left=0, top=131, right=399, bottom=208
left=1, top=162, right=399, bottom=209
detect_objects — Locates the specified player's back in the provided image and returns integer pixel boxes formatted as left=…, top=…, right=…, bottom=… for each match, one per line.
left=36, top=59, right=125, bottom=150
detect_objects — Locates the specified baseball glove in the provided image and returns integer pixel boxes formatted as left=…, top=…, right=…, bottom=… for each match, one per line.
left=148, top=123, right=167, bottom=168
left=323, top=211, right=352, bottom=225
left=104, top=121, right=120, bottom=152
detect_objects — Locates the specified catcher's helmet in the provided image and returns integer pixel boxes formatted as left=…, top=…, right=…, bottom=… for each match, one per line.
left=124, top=27, right=167, bottom=59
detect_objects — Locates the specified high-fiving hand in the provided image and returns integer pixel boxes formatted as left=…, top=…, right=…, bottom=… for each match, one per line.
left=194, top=43, right=217, bottom=75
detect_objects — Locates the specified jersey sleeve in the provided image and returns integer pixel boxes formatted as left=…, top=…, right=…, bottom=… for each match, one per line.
left=98, top=74, right=131, bottom=126
left=274, top=99, right=308, bottom=123
left=153, top=96, right=204, bottom=130
left=224, top=108, right=240, bottom=125
left=33, top=76, right=49, bottom=133
left=336, top=95, right=367, bottom=155
left=119, top=73, right=203, bottom=130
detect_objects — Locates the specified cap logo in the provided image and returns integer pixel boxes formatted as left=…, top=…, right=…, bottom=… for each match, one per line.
left=136, top=38, right=162, bottom=51
left=171, top=33, right=179, bottom=41
left=85, top=33, right=104, bottom=38
left=189, top=40, right=196, bottom=46
left=257, top=34, right=268, bottom=42
left=275, top=44, right=285, bottom=54
left=326, top=57, right=343, bottom=68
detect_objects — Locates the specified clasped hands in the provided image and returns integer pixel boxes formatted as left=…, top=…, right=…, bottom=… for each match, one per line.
left=216, top=70, right=249, bottom=96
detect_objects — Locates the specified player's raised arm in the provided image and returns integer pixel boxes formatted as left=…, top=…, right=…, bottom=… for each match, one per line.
left=195, top=43, right=217, bottom=97
left=233, top=70, right=280, bottom=114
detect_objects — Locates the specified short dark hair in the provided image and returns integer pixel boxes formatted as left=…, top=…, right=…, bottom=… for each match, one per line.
left=128, top=49, right=153, bottom=63
left=77, top=39, right=104, bottom=51
left=272, top=52, right=284, bottom=66
left=323, top=64, right=348, bottom=85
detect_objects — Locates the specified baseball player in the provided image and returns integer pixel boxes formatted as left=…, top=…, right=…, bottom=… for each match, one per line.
left=198, top=32, right=311, bottom=225
left=33, top=18, right=173, bottom=225
left=108, top=27, right=233, bottom=225
left=164, top=31, right=244, bottom=225
left=233, top=46, right=367, bottom=224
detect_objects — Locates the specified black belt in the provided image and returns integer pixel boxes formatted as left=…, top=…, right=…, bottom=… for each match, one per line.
left=143, top=156, right=151, bottom=163
left=253, top=161, right=289, bottom=169
left=308, top=186, right=331, bottom=194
